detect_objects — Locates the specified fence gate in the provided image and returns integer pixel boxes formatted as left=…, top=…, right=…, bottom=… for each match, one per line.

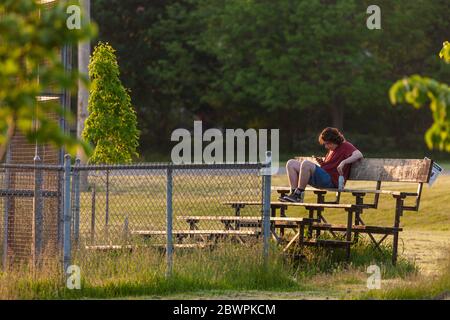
left=1, top=150, right=63, bottom=270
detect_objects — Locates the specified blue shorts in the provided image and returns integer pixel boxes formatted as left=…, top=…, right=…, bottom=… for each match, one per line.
left=309, top=165, right=335, bottom=188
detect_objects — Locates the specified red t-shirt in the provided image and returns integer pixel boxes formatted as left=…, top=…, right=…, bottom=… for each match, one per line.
left=320, top=141, right=357, bottom=187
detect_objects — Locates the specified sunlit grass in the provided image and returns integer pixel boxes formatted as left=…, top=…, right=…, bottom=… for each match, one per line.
left=358, top=249, right=450, bottom=299
left=0, top=244, right=300, bottom=299
left=0, top=238, right=418, bottom=299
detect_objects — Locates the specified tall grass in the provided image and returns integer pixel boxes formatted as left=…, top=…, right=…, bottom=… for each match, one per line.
left=286, top=237, right=417, bottom=280
left=0, top=243, right=300, bottom=299
left=0, top=237, right=418, bottom=299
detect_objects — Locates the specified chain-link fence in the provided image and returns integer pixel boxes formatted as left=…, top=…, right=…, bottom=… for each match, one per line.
left=75, top=163, right=264, bottom=245
left=1, top=156, right=272, bottom=275
left=0, top=164, right=63, bottom=270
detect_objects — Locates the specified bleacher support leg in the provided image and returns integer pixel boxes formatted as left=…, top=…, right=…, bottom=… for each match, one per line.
left=392, top=196, right=404, bottom=266
left=346, top=209, right=353, bottom=261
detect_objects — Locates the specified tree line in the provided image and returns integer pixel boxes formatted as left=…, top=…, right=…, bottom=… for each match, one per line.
left=91, top=0, right=450, bottom=159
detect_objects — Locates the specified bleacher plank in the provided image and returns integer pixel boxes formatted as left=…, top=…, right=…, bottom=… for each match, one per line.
left=176, top=216, right=261, bottom=222
left=301, top=239, right=353, bottom=247
left=176, top=215, right=309, bottom=223
left=271, top=186, right=417, bottom=197
left=295, top=157, right=432, bottom=183
left=223, top=201, right=353, bottom=209
left=85, top=243, right=212, bottom=251
left=310, top=223, right=402, bottom=234
left=131, top=230, right=260, bottom=236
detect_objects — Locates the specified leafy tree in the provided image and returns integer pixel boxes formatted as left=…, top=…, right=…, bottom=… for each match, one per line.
left=151, top=0, right=441, bottom=134
left=93, top=0, right=450, bottom=155
left=0, top=0, right=96, bottom=160
left=82, top=42, right=140, bottom=164
left=390, top=42, right=450, bottom=152
left=153, top=0, right=378, bottom=131
left=440, top=41, right=450, bottom=63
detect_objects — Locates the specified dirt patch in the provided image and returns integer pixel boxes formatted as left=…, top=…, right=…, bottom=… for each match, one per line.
left=144, top=290, right=340, bottom=300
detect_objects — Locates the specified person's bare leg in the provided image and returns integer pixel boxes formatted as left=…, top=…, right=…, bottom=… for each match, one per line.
left=298, top=160, right=316, bottom=190
left=283, top=160, right=313, bottom=203
left=286, top=159, right=301, bottom=190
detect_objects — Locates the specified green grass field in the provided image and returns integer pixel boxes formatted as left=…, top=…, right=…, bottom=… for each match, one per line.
left=0, top=173, right=449, bottom=299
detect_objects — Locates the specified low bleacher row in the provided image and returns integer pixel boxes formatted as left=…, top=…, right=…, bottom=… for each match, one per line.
left=86, top=157, right=433, bottom=265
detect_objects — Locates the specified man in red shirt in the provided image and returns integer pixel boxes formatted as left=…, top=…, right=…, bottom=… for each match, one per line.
left=281, top=127, right=363, bottom=202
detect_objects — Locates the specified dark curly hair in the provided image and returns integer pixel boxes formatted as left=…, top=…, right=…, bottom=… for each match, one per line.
left=318, top=127, right=345, bottom=145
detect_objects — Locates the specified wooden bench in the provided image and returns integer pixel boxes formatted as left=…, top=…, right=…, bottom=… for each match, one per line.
left=176, top=215, right=316, bottom=247
left=277, top=157, right=432, bottom=207
left=130, top=229, right=262, bottom=244
left=177, top=215, right=314, bottom=229
left=223, top=201, right=358, bottom=258
left=275, top=157, right=433, bottom=264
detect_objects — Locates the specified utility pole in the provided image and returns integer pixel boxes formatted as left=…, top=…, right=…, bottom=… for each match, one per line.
left=77, top=0, right=90, bottom=189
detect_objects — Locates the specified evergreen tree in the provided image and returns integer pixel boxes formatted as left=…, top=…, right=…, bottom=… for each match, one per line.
left=83, top=42, right=140, bottom=164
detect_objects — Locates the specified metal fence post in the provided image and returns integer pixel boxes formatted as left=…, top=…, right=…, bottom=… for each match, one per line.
left=33, top=155, right=43, bottom=268
left=73, top=159, right=81, bottom=247
left=63, top=154, right=72, bottom=273
left=123, top=216, right=129, bottom=243
left=2, top=147, right=12, bottom=271
left=58, top=166, right=64, bottom=254
left=105, top=169, right=110, bottom=238
left=166, top=166, right=173, bottom=278
left=91, top=184, right=96, bottom=245
left=2, top=191, right=8, bottom=270
left=262, top=151, right=272, bottom=266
